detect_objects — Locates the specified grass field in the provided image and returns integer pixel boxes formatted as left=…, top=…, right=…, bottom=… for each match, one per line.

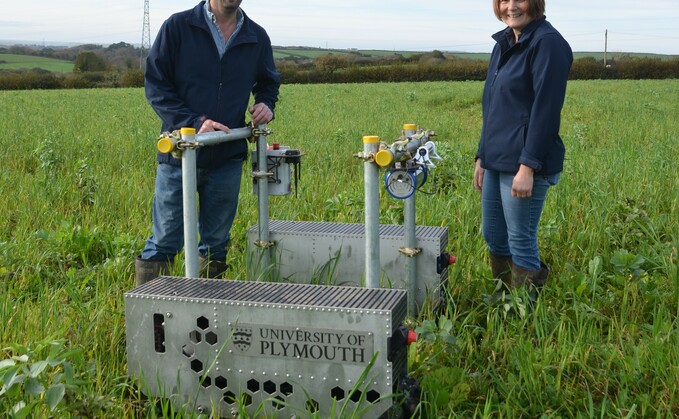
left=0, top=80, right=677, bottom=417
left=0, top=53, right=74, bottom=73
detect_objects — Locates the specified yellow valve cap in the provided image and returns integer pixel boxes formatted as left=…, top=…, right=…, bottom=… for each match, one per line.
left=362, top=135, right=380, bottom=144
left=403, top=123, right=417, bottom=131
left=157, top=137, right=175, bottom=154
left=375, top=149, right=394, bottom=167
left=180, top=127, right=196, bottom=135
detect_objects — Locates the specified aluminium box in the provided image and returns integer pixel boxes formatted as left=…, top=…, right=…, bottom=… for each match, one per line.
left=247, top=220, right=449, bottom=308
left=125, top=277, right=408, bottom=418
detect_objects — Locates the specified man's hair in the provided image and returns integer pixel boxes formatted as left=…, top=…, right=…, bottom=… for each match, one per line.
left=493, top=0, right=545, bottom=21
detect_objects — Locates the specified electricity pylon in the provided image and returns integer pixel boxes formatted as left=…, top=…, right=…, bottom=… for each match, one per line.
left=140, top=0, right=151, bottom=68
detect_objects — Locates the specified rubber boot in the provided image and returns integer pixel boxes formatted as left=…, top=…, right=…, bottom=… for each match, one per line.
left=511, top=261, right=549, bottom=289
left=135, top=257, right=171, bottom=287
left=199, top=255, right=229, bottom=279
left=489, top=252, right=513, bottom=287
left=532, top=261, right=549, bottom=290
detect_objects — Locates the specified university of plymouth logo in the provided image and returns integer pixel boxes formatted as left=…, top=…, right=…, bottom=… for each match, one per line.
left=232, top=327, right=253, bottom=352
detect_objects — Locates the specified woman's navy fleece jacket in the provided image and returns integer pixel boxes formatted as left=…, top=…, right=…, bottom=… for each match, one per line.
left=476, top=17, right=572, bottom=175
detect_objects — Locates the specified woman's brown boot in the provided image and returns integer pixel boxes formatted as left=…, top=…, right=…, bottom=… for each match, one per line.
left=489, top=252, right=513, bottom=287
left=511, top=262, right=548, bottom=289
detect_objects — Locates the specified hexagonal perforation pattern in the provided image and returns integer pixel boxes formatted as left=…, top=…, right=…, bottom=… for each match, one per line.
left=190, top=359, right=203, bottom=374
left=247, top=379, right=260, bottom=393
left=215, top=376, right=227, bottom=390
left=196, top=316, right=209, bottom=330
left=280, top=382, right=293, bottom=396
left=263, top=380, right=275, bottom=394
left=177, top=313, right=386, bottom=415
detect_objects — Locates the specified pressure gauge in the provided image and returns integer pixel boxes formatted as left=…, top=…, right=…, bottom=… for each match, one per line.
left=385, top=168, right=417, bottom=199
left=385, top=165, right=429, bottom=199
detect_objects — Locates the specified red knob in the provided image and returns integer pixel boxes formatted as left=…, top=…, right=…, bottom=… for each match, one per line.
left=449, top=255, right=457, bottom=264
left=406, top=330, right=418, bottom=345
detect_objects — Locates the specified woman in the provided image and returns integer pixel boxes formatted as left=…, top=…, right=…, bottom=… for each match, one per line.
left=474, top=0, right=572, bottom=291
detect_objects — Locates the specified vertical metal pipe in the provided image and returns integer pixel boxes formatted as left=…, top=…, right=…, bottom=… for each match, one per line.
left=363, top=135, right=381, bottom=288
left=256, top=124, right=271, bottom=280
left=402, top=124, right=418, bottom=315
left=181, top=128, right=199, bottom=278
left=404, top=195, right=417, bottom=315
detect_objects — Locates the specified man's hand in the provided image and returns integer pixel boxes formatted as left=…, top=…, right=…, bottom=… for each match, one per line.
left=249, top=103, right=273, bottom=125
left=198, top=118, right=230, bottom=134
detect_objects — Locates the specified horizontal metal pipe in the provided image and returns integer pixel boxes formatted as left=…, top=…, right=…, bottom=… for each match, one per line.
left=194, top=127, right=253, bottom=146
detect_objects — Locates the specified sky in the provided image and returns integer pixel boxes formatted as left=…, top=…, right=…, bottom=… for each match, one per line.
left=1, top=0, right=678, bottom=55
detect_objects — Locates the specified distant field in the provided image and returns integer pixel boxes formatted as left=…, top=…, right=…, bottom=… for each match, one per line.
left=273, top=47, right=476, bottom=60
left=0, top=53, right=73, bottom=72
left=2, top=49, right=675, bottom=74
left=272, top=47, right=398, bottom=60
left=273, top=47, right=677, bottom=62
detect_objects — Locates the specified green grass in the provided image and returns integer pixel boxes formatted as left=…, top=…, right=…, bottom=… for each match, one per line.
left=0, top=53, right=74, bottom=73
left=0, top=80, right=677, bottom=417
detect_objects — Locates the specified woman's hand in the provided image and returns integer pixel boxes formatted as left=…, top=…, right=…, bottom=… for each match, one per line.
left=512, top=164, right=534, bottom=198
left=473, top=159, right=484, bottom=192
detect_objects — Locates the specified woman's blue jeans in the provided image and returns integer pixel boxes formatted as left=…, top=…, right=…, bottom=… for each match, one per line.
left=141, top=159, right=244, bottom=262
left=481, top=169, right=560, bottom=271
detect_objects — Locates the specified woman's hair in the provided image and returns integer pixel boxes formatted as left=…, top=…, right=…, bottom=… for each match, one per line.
left=493, top=0, right=545, bottom=21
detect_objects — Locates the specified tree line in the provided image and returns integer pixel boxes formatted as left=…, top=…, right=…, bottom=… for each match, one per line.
left=1, top=44, right=677, bottom=90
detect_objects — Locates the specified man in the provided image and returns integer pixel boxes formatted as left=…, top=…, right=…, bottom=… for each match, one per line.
left=135, top=0, right=280, bottom=285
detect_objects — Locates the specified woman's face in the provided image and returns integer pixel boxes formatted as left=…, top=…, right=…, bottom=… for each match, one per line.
left=499, top=0, right=533, bottom=33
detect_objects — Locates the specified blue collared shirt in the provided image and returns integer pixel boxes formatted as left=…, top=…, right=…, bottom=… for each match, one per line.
left=204, top=2, right=244, bottom=57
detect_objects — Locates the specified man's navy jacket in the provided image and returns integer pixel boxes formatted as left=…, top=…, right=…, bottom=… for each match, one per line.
left=145, top=2, right=280, bottom=168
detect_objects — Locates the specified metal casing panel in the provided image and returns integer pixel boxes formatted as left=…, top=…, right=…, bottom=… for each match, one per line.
left=125, top=277, right=407, bottom=418
left=247, top=220, right=448, bottom=307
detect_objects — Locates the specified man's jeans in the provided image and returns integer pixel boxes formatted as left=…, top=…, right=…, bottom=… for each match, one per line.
left=481, top=169, right=560, bottom=271
left=141, top=159, right=243, bottom=262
